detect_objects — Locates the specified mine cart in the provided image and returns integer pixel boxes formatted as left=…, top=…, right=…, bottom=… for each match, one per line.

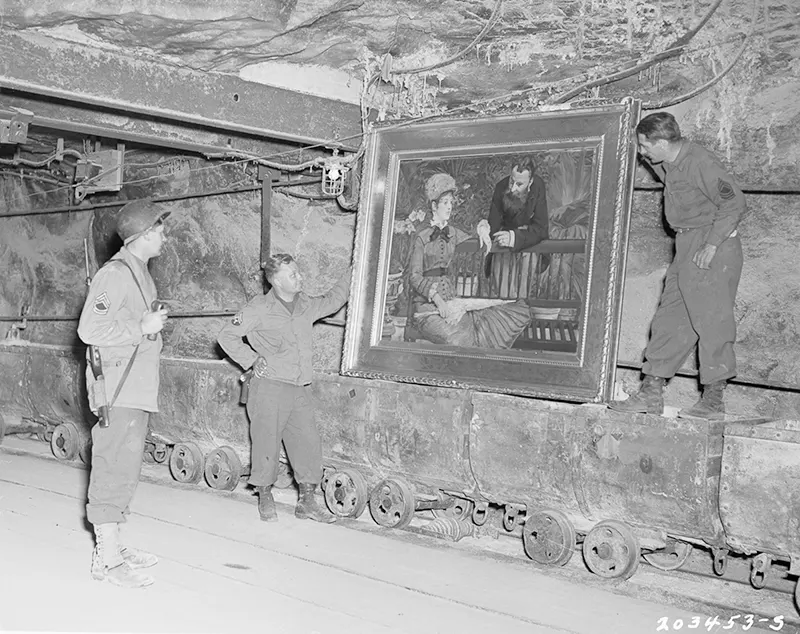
left=0, top=340, right=93, bottom=463
left=465, top=392, right=741, bottom=579
left=719, top=419, right=800, bottom=608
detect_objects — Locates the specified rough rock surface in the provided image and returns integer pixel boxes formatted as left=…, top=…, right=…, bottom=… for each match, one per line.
left=0, top=0, right=799, bottom=417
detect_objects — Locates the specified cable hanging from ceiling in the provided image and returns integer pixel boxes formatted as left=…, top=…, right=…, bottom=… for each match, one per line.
left=0, top=0, right=773, bottom=215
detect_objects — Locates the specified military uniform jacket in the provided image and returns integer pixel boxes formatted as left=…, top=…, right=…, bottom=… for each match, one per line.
left=217, top=270, right=351, bottom=386
left=649, top=141, right=746, bottom=246
left=488, top=174, right=549, bottom=251
left=78, top=247, right=161, bottom=412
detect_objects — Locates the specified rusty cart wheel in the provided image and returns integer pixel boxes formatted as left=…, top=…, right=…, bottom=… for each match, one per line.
left=433, top=498, right=475, bottom=522
left=324, top=468, right=369, bottom=518
left=50, top=422, right=80, bottom=462
left=643, top=540, right=693, bottom=571
left=583, top=520, right=640, bottom=580
left=203, top=446, right=242, bottom=491
left=368, top=477, right=416, bottom=529
left=152, top=444, right=170, bottom=464
left=169, top=441, right=204, bottom=484
left=523, top=509, right=576, bottom=567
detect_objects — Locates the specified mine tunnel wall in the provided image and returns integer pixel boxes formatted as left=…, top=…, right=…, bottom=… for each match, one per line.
left=1, top=102, right=800, bottom=431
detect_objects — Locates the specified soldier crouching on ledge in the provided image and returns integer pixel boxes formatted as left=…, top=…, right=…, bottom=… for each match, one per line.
left=217, top=253, right=351, bottom=523
left=78, top=200, right=171, bottom=588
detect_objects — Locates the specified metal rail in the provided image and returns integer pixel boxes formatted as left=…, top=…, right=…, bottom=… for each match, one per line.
left=0, top=177, right=321, bottom=218
left=0, top=312, right=345, bottom=327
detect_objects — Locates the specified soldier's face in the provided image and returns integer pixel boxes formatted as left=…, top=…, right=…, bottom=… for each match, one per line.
left=509, top=168, right=531, bottom=199
left=637, top=134, right=668, bottom=163
left=274, top=262, right=302, bottom=295
left=144, top=222, right=165, bottom=257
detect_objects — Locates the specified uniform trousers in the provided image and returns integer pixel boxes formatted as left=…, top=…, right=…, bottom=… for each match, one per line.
left=86, top=407, right=149, bottom=525
left=642, top=227, right=742, bottom=385
left=246, top=378, right=322, bottom=488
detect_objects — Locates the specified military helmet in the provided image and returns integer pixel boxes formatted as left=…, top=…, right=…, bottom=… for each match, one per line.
left=425, top=173, right=456, bottom=204
left=116, top=200, right=171, bottom=244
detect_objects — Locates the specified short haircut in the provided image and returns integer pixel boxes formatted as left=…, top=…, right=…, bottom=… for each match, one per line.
left=636, top=112, right=682, bottom=142
left=512, top=156, right=536, bottom=177
left=262, top=253, right=294, bottom=282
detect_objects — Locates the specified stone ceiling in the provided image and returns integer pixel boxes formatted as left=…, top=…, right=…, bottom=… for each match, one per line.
left=4, top=0, right=797, bottom=115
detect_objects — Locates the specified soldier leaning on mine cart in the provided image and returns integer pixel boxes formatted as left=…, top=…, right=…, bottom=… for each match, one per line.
left=609, top=112, right=746, bottom=420
left=78, top=200, right=171, bottom=589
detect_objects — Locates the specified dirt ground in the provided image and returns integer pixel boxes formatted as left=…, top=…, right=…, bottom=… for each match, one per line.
left=0, top=438, right=784, bottom=634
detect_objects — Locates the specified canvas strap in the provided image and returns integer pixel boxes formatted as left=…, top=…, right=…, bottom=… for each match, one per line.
left=104, top=259, right=152, bottom=409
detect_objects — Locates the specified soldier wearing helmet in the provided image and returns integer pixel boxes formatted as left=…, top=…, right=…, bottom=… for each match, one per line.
left=77, top=199, right=171, bottom=589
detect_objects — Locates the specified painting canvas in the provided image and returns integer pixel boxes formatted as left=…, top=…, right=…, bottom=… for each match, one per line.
left=342, top=100, right=640, bottom=403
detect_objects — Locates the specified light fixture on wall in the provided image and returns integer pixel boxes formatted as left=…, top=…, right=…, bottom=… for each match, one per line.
left=73, top=142, right=125, bottom=203
left=321, top=149, right=349, bottom=196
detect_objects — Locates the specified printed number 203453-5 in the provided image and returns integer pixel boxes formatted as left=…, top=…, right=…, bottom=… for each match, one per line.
left=656, top=615, right=785, bottom=631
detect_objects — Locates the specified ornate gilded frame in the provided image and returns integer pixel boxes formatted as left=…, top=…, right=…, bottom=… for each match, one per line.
left=341, top=99, right=640, bottom=403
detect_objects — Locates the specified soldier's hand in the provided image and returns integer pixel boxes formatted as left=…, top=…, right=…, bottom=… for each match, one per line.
left=693, top=243, right=717, bottom=269
left=253, top=356, right=271, bottom=378
left=141, top=306, right=168, bottom=335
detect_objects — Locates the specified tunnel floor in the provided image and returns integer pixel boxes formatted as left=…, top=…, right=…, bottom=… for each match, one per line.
left=0, top=437, right=791, bottom=634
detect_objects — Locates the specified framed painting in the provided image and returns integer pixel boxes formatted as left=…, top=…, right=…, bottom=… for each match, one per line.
left=341, top=99, right=640, bottom=403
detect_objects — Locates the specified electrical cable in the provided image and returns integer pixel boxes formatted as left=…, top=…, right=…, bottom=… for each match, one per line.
left=0, top=13, right=783, bottom=210
left=643, top=0, right=759, bottom=110
left=390, top=0, right=504, bottom=76
left=550, top=0, right=725, bottom=105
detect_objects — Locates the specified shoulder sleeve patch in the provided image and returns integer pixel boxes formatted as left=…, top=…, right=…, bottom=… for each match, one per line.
left=231, top=312, right=243, bottom=326
left=93, top=292, right=110, bottom=315
left=717, top=178, right=736, bottom=201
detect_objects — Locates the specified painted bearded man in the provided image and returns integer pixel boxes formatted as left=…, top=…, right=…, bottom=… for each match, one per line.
left=482, top=157, right=550, bottom=299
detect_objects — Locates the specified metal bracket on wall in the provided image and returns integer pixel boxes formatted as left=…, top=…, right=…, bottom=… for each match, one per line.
left=0, top=106, right=32, bottom=144
left=258, top=165, right=272, bottom=267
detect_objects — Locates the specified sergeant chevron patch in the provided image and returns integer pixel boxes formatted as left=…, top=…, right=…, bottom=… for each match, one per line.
left=718, top=178, right=735, bottom=200
left=93, top=292, right=110, bottom=315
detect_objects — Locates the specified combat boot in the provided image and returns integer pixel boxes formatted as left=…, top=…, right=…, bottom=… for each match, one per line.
left=91, top=523, right=154, bottom=589
left=679, top=381, right=726, bottom=420
left=295, top=483, right=336, bottom=523
left=607, top=375, right=666, bottom=415
left=257, top=485, right=278, bottom=522
left=118, top=526, right=158, bottom=569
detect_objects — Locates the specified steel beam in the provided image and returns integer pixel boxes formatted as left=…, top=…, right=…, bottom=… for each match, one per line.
left=0, top=30, right=363, bottom=151
left=0, top=91, right=300, bottom=159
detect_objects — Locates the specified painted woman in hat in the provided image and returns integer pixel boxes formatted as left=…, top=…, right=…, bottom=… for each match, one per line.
left=407, top=173, right=530, bottom=348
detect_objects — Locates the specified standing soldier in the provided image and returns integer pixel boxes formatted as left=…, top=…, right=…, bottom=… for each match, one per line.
left=218, top=254, right=351, bottom=523
left=609, top=112, right=745, bottom=419
left=78, top=200, right=171, bottom=588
